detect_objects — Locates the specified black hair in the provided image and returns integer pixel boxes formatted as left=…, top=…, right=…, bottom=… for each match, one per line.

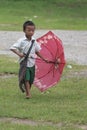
left=23, top=20, right=35, bottom=31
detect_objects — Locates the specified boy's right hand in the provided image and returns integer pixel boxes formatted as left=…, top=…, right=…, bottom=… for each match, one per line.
left=19, top=53, right=25, bottom=58
left=10, top=49, right=25, bottom=58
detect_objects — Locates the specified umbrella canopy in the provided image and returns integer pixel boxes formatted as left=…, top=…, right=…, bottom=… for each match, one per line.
left=34, top=31, right=66, bottom=92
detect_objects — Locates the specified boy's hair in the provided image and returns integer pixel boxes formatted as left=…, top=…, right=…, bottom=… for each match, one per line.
left=23, top=20, right=35, bottom=31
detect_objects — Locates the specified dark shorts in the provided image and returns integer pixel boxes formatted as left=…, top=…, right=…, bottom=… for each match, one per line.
left=25, top=66, right=35, bottom=85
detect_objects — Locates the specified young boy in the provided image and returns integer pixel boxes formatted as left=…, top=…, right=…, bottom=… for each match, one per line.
left=10, top=21, right=48, bottom=99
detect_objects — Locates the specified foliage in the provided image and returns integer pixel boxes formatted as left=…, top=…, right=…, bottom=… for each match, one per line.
left=0, top=0, right=87, bottom=30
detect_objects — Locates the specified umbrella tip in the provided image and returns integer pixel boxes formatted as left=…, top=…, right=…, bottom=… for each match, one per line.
left=67, top=64, right=72, bottom=69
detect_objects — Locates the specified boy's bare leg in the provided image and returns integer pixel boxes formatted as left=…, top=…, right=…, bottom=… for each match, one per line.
left=25, top=81, right=31, bottom=98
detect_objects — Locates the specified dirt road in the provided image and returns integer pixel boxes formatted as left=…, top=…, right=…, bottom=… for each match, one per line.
left=0, top=30, right=87, bottom=65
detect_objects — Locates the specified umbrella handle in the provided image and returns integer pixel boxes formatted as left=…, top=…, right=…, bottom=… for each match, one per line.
left=48, top=61, right=64, bottom=64
left=36, top=58, right=65, bottom=64
left=49, top=61, right=55, bottom=64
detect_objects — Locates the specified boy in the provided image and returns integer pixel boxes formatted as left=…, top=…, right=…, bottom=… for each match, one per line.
left=10, top=21, right=48, bottom=99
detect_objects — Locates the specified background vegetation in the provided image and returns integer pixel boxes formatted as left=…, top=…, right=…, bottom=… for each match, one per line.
left=0, top=0, right=87, bottom=30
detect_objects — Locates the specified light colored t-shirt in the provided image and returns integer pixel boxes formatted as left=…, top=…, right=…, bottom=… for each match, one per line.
left=10, top=36, right=41, bottom=67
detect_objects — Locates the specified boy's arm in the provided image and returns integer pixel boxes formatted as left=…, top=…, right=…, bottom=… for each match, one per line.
left=10, top=49, right=25, bottom=58
left=36, top=51, right=49, bottom=63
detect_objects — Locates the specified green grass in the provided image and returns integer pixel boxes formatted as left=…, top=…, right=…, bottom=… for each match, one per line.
left=0, top=0, right=87, bottom=30
left=0, top=76, right=87, bottom=123
left=0, top=55, right=19, bottom=73
left=0, top=55, right=87, bottom=129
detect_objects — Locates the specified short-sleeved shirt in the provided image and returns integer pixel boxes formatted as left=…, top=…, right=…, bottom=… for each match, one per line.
left=10, top=36, right=41, bottom=67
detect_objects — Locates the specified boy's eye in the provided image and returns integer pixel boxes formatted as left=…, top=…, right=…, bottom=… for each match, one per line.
left=26, top=29, right=34, bottom=31
left=25, top=26, right=35, bottom=32
left=27, top=29, right=31, bottom=31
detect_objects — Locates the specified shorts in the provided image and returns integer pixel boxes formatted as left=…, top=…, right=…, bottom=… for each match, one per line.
left=25, top=66, right=35, bottom=85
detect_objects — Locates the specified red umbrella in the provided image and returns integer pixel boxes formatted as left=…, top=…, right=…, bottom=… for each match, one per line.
left=34, top=31, right=66, bottom=92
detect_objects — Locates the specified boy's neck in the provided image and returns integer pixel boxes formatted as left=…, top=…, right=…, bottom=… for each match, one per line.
left=26, top=35, right=32, bottom=41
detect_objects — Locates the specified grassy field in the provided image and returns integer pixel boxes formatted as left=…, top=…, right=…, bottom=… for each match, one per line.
left=0, top=0, right=87, bottom=30
left=0, top=55, right=87, bottom=130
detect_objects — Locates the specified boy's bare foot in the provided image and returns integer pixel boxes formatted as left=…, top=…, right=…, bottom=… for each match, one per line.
left=26, top=94, right=31, bottom=99
left=26, top=96, right=30, bottom=99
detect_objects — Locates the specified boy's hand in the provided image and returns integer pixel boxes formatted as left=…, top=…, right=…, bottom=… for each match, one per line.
left=56, top=58, right=61, bottom=64
left=44, top=59, right=49, bottom=63
left=19, top=53, right=25, bottom=58
left=10, top=49, right=25, bottom=58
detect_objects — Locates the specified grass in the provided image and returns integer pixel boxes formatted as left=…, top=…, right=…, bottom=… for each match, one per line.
left=0, top=0, right=87, bottom=30
left=0, top=55, right=19, bottom=73
left=0, top=55, right=87, bottom=129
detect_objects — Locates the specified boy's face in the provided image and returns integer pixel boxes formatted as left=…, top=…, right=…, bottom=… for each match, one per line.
left=24, top=25, right=35, bottom=38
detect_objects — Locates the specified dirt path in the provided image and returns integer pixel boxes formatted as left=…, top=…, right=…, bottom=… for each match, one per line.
left=0, top=69, right=87, bottom=79
left=0, top=117, right=87, bottom=129
left=0, top=30, right=87, bottom=65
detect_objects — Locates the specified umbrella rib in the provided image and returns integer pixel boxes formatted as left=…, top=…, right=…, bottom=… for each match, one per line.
left=52, top=38, right=65, bottom=64
left=35, top=57, right=65, bottom=64
left=53, top=38, right=59, bottom=59
left=53, top=38, right=64, bottom=58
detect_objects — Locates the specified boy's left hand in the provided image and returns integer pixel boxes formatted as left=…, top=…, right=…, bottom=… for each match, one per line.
left=44, top=59, right=49, bottom=63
